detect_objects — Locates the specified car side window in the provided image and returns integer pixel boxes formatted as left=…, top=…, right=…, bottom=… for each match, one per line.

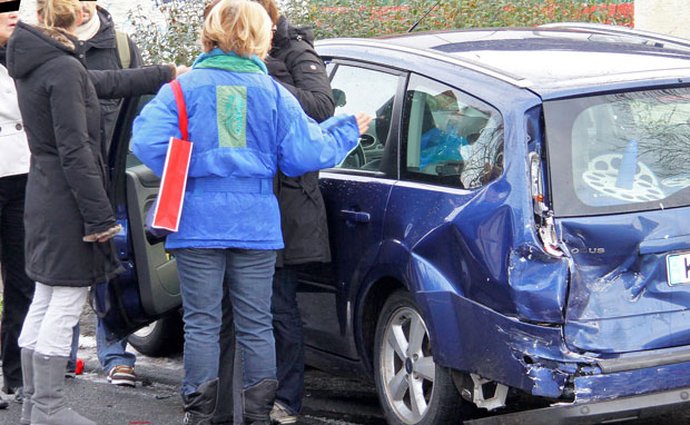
left=402, top=74, right=504, bottom=189
left=329, top=64, right=400, bottom=171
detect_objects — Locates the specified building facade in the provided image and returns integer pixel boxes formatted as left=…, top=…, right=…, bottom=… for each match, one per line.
left=634, top=0, right=690, bottom=40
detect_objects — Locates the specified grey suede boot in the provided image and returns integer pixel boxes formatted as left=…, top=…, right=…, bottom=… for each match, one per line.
left=183, top=378, right=219, bottom=425
left=242, top=379, right=278, bottom=425
left=31, top=353, right=96, bottom=425
left=20, top=349, right=34, bottom=425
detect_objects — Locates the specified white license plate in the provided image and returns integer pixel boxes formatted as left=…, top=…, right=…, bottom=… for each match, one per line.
left=667, top=252, right=690, bottom=286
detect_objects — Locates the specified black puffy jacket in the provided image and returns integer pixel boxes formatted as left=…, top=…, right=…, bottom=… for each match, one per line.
left=7, top=22, right=173, bottom=287
left=80, top=6, right=143, bottom=150
left=267, top=16, right=336, bottom=266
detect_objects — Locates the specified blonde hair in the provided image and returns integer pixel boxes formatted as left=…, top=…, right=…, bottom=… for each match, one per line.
left=204, top=0, right=279, bottom=27
left=37, top=0, right=81, bottom=29
left=201, top=0, right=272, bottom=59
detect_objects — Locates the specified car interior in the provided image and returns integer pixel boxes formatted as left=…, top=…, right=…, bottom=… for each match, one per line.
left=328, top=64, right=399, bottom=171
left=403, top=81, right=503, bottom=190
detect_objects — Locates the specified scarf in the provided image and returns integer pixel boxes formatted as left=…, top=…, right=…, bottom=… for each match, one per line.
left=76, top=10, right=101, bottom=41
left=192, top=48, right=267, bottom=74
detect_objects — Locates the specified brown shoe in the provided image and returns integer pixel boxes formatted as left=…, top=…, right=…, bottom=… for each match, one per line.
left=107, top=365, right=136, bottom=387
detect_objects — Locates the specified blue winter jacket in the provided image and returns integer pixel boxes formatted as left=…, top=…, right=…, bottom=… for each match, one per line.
left=131, top=51, right=359, bottom=250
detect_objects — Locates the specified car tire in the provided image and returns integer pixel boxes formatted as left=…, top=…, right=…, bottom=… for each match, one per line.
left=374, top=291, right=466, bottom=425
left=127, top=312, right=183, bottom=357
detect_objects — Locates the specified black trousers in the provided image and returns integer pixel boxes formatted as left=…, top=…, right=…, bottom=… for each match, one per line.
left=214, top=277, right=242, bottom=425
left=0, top=173, right=34, bottom=392
left=270, top=267, right=304, bottom=414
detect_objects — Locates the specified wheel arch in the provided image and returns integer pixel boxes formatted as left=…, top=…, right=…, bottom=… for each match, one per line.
left=355, top=275, right=406, bottom=376
left=353, top=239, right=438, bottom=377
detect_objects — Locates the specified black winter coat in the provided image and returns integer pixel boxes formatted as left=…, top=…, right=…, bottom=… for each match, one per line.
left=80, top=6, right=143, bottom=149
left=267, top=16, right=336, bottom=267
left=7, top=22, right=173, bottom=287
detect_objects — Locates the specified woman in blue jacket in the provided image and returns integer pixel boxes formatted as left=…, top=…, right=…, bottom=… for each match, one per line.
left=131, top=1, right=370, bottom=424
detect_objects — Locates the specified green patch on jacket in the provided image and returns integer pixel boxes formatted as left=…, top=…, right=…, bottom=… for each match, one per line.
left=217, top=86, right=247, bottom=148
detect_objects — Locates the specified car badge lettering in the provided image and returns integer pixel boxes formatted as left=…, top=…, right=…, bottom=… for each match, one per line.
left=570, top=247, right=606, bottom=254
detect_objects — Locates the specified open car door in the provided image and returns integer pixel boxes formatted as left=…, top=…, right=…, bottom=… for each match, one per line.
left=100, top=95, right=181, bottom=338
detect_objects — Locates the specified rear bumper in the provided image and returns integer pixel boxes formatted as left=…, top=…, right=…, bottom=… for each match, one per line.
left=422, top=291, right=690, bottom=401
left=575, top=356, right=690, bottom=401
left=465, top=386, right=690, bottom=424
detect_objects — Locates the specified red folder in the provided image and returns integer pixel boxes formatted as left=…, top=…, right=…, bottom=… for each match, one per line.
left=150, top=136, right=193, bottom=231
left=149, top=79, right=192, bottom=233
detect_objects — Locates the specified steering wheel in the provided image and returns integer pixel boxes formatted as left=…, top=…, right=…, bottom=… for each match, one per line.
left=339, top=142, right=366, bottom=169
left=582, top=154, right=665, bottom=202
left=359, top=134, right=377, bottom=149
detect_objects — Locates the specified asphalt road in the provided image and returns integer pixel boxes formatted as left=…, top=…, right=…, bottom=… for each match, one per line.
left=1, top=308, right=690, bottom=424
left=0, top=336, right=386, bottom=425
left=0, top=307, right=387, bottom=425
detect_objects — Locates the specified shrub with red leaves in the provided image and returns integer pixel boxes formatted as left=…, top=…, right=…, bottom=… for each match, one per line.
left=284, top=0, right=633, bottom=39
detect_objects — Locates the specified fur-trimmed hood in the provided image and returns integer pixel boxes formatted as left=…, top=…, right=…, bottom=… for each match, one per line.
left=6, top=21, right=78, bottom=79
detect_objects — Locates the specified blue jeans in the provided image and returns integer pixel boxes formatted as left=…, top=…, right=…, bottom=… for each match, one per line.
left=96, top=318, right=136, bottom=373
left=68, top=324, right=79, bottom=372
left=272, top=267, right=304, bottom=414
left=174, top=248, right=277, bottom=396
left=67, top=318, right=135, bottom=374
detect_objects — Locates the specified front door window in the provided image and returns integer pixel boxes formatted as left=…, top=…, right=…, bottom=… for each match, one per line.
left=329, top=64, right=401, bottom=171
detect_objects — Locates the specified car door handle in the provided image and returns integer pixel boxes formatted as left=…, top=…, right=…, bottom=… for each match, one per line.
left=340, top=209, right=371, bottom=223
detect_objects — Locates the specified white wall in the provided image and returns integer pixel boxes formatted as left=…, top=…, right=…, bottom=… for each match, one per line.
left=635, top=0, right=690, bottom=40
left=19, top=0, right=39, bottom=24
left=20, top=0, right=163, bottom=31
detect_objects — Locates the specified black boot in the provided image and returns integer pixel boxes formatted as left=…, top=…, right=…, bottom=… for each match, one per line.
left=242, top=379, right=277, bottom=425
left=183, top=378, right=219, bottom=425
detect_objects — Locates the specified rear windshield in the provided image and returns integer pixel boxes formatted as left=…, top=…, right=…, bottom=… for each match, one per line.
left=544, top=87, right=690, bottom=217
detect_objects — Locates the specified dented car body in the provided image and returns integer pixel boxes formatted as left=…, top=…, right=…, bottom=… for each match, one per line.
left=297, top=24, right=690, bottom=423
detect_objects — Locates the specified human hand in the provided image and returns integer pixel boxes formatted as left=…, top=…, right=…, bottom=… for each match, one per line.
left=83, top=224, right=123, bottom=243
left=354, top=113, right=372, bottom=135
left=175, top=65, right=191, bottom=77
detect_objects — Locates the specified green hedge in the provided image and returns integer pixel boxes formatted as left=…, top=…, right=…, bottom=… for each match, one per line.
left=129, top=0, right=633, bottom=65
left=128, top=0, right=204, bottom=66
left=283, top=0, right=634, bottom=39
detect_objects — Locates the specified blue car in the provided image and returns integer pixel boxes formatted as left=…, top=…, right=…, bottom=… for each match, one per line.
left=104, top=23, right=690, bottom=424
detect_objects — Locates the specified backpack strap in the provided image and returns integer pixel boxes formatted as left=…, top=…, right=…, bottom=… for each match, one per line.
left=115, top=30, right=131, bottom=69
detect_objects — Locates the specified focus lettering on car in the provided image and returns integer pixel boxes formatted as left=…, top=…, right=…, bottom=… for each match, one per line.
left=569, top=247, right=606, bottom=254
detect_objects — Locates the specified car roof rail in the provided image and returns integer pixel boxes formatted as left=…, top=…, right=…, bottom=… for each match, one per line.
left=317, top=38, right=532, bottom=88
left=539, top=22, right=690, bottom=53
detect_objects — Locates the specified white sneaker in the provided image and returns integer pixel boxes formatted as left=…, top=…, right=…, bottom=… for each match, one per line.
left=270, top=401, right=297, bottom=424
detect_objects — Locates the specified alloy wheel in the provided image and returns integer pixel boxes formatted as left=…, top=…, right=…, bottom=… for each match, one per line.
left=379, top=306, right=436, bottom=424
